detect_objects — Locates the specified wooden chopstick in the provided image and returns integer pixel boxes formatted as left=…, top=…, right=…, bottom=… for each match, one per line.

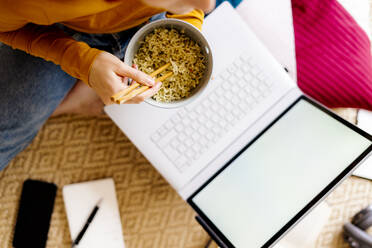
left=111, top=63, right=172, bottom=104
left=116, top=72, right=174, bottom=104
left=155, top=71, right=173, bottom=82
left=116, top=86, right=149, bottom=104
left=110, top=82, right=140, bottom=102
left=149, top=62, right=171, bottom=77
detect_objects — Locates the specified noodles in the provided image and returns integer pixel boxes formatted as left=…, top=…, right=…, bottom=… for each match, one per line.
left=133, top=28, right=206, bottom=102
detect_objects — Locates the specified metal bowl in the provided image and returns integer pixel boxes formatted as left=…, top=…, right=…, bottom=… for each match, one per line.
left=124, top=18, right=213, bottom=109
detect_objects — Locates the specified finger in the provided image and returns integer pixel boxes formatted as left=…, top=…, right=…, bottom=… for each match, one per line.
left=125, top=81, right=162, bottom=104
left=122, top=76, right=129, bottom=85
left=115, top=79, right=146, bottom=104
left=137, top=81, right=162, bottom=99
left=116, top=63, right=155, bottom=86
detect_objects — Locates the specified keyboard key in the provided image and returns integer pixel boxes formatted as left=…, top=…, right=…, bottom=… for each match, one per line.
left=219, top=69, right=230, bottom=80
left=215, top=86, right=224, bottom=96
left=157, top=130, right=178, bottom=148
left=257, top=72, right=265, bottom=81
left=171, top=139, right=180, bottom=148
left=233, top=59, right=243, bottom=68
left=151, top=132, right=161, bottom=143
left=205, top=120, right=213, bottom=129
left=198, top=125, right=207, bottom=135
left=231, top=97, right=239, bottom=105
left=195, top=105, right=203, bottom=114
left=190, top=121, right=198, bottom=130
left=202, top=99, right=210, bottom=108
left=177, top=108, right=187, bottom=118
left=226, top=113, right=234, bottom=122
left=188, top=111, right=198, bottom=120
left=203, top=110, right=213, bottom=119
left=235, top=68, right=244, bottom=79
left=182, top=118, right=191, bottom=126
left=211, top=114, right=220, bottom=123
left=177, top=144, right=187, bottom=153
left=265, top=79, right=274, bottom=87
left=250, top=78, right=260, bottom=88
left=175, top=156, right=188, bottom=169
left=192, top=132, right=200, bottom=141
left=244, top=73, right=252, bottom=82
left=240, top=53, right=251, bottom=62
left=210, top=104, right=220, bottom=113
left=238, top=91, right=246, bottom=100
left=224, top=90, right=233, bottom=100
left=185, top=149, right=195, bottom=159
left=175, top=124, right=183, bottom=132
left=171, top=114, right=181, bottom=124
left=184, top=138, right=194, bottom=147
left=165, top=121, right=173, bottom=130
left=251, top=90, right=261, bottom=99
left=225, top=102, right=234, bottom=112
left=206, top=132, right=215, bottom=141
left=185, top=127, right=193, bottom=136
left=199, top=115, right=208, bottom=124
left=251, top=65, right=260, bottom=75
left=232, top=86, right=239, bottom=94
left=259, top=83, right=267, bottom=92
left=158, top=127, right=168, bottom=136
left=227, top=65, right=237, bottom=74
left=163, top=145, right=180, bottom=162
left=219, top=119, right=228, bottom=129
left=209, top=92, right=218, bottom=103
left=232, top=108, right=242, bottom=117
left=237, top=79, right=247, bottom=88
left=178, top=132, right=186, bottom=141
left=212, top=126, right=223, bottom=136
left=222, top=82, right=230, bottom=90
left=193, top=143, right=202, bottom=153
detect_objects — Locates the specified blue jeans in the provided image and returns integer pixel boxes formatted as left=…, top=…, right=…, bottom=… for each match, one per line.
left=0, top=13, right=166, bottom=170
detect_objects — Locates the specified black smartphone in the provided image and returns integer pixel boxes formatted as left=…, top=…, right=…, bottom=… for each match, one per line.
left=13, top=179, right=57, bottom=248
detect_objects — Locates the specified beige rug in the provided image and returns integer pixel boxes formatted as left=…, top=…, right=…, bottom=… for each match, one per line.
left=0, top=110, right=370, bottom=248
left=0, top=114, right=212, bottom=248
left=1, top=8, right=372, bottom=248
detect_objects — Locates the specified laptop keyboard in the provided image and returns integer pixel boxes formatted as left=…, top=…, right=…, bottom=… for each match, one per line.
left=150, top=53, right=274, bottom=173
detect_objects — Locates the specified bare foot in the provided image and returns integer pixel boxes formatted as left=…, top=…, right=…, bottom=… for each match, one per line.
left=52, top=80, right=105, bottom=116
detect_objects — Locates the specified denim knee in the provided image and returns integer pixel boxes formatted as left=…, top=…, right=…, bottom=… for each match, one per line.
left=0, top=44, right=76, bottom=169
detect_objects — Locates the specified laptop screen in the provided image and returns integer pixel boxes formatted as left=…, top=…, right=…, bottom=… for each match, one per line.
left=189, top=98, right=371, bottom=247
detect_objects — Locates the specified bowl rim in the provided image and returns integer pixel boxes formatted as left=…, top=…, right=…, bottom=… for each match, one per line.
left=124, top=18, right=213, bottom=109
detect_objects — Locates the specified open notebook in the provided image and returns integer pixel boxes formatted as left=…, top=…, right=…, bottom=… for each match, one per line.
left=62, top=178, right=125, bottom=248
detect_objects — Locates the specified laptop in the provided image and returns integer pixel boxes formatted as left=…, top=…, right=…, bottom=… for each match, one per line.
left=105, top=2, right=372, bottom=247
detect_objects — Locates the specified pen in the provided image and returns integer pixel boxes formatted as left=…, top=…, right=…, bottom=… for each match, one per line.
left=71, top=198, right=103, bottom=248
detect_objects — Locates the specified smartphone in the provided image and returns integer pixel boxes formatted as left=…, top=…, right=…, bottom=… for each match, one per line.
left=13, top=179, right=57, bottom=248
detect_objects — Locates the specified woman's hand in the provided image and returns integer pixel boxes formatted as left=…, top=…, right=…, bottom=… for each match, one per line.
left=88, top=51, right=162, bottom=105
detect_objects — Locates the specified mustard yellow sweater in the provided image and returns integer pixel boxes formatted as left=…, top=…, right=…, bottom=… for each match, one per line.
left=0, top=0, right=204, bottom=83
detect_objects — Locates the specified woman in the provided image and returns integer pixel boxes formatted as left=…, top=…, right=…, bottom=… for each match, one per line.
left=0, top=0, right=215, bottom=169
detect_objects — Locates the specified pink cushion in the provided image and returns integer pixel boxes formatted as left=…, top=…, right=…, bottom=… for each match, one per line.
left=292, top=0, right=372, bottom=110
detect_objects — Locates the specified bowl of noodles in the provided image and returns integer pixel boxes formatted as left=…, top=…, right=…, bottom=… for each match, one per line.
left=124, top=18, right=213, bottom=108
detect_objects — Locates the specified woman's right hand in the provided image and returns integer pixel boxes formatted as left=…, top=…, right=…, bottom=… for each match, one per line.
left=88, top=51, right=162, bottom=105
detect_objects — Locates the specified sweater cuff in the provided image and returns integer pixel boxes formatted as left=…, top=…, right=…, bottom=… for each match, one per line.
left=80, top=47, right=102, bottom=86
left=166, top=9, right=205, bottom=30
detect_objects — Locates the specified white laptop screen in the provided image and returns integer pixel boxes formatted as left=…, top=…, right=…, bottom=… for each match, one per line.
left=189, top=98, right=371, bottom=247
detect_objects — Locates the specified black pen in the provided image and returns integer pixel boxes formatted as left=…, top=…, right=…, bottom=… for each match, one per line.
left=71, top=198, right=103, bottom=248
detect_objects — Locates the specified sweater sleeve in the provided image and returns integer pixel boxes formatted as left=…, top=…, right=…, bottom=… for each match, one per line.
left=0, top=23, right=102, bottom=84
left=166, top=9, right=205, bottom=30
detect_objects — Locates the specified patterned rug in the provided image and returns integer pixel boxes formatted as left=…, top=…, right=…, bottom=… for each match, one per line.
left=1, top=11, right=372, bottom=248
left=1, top=108, right=370, bottom=248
